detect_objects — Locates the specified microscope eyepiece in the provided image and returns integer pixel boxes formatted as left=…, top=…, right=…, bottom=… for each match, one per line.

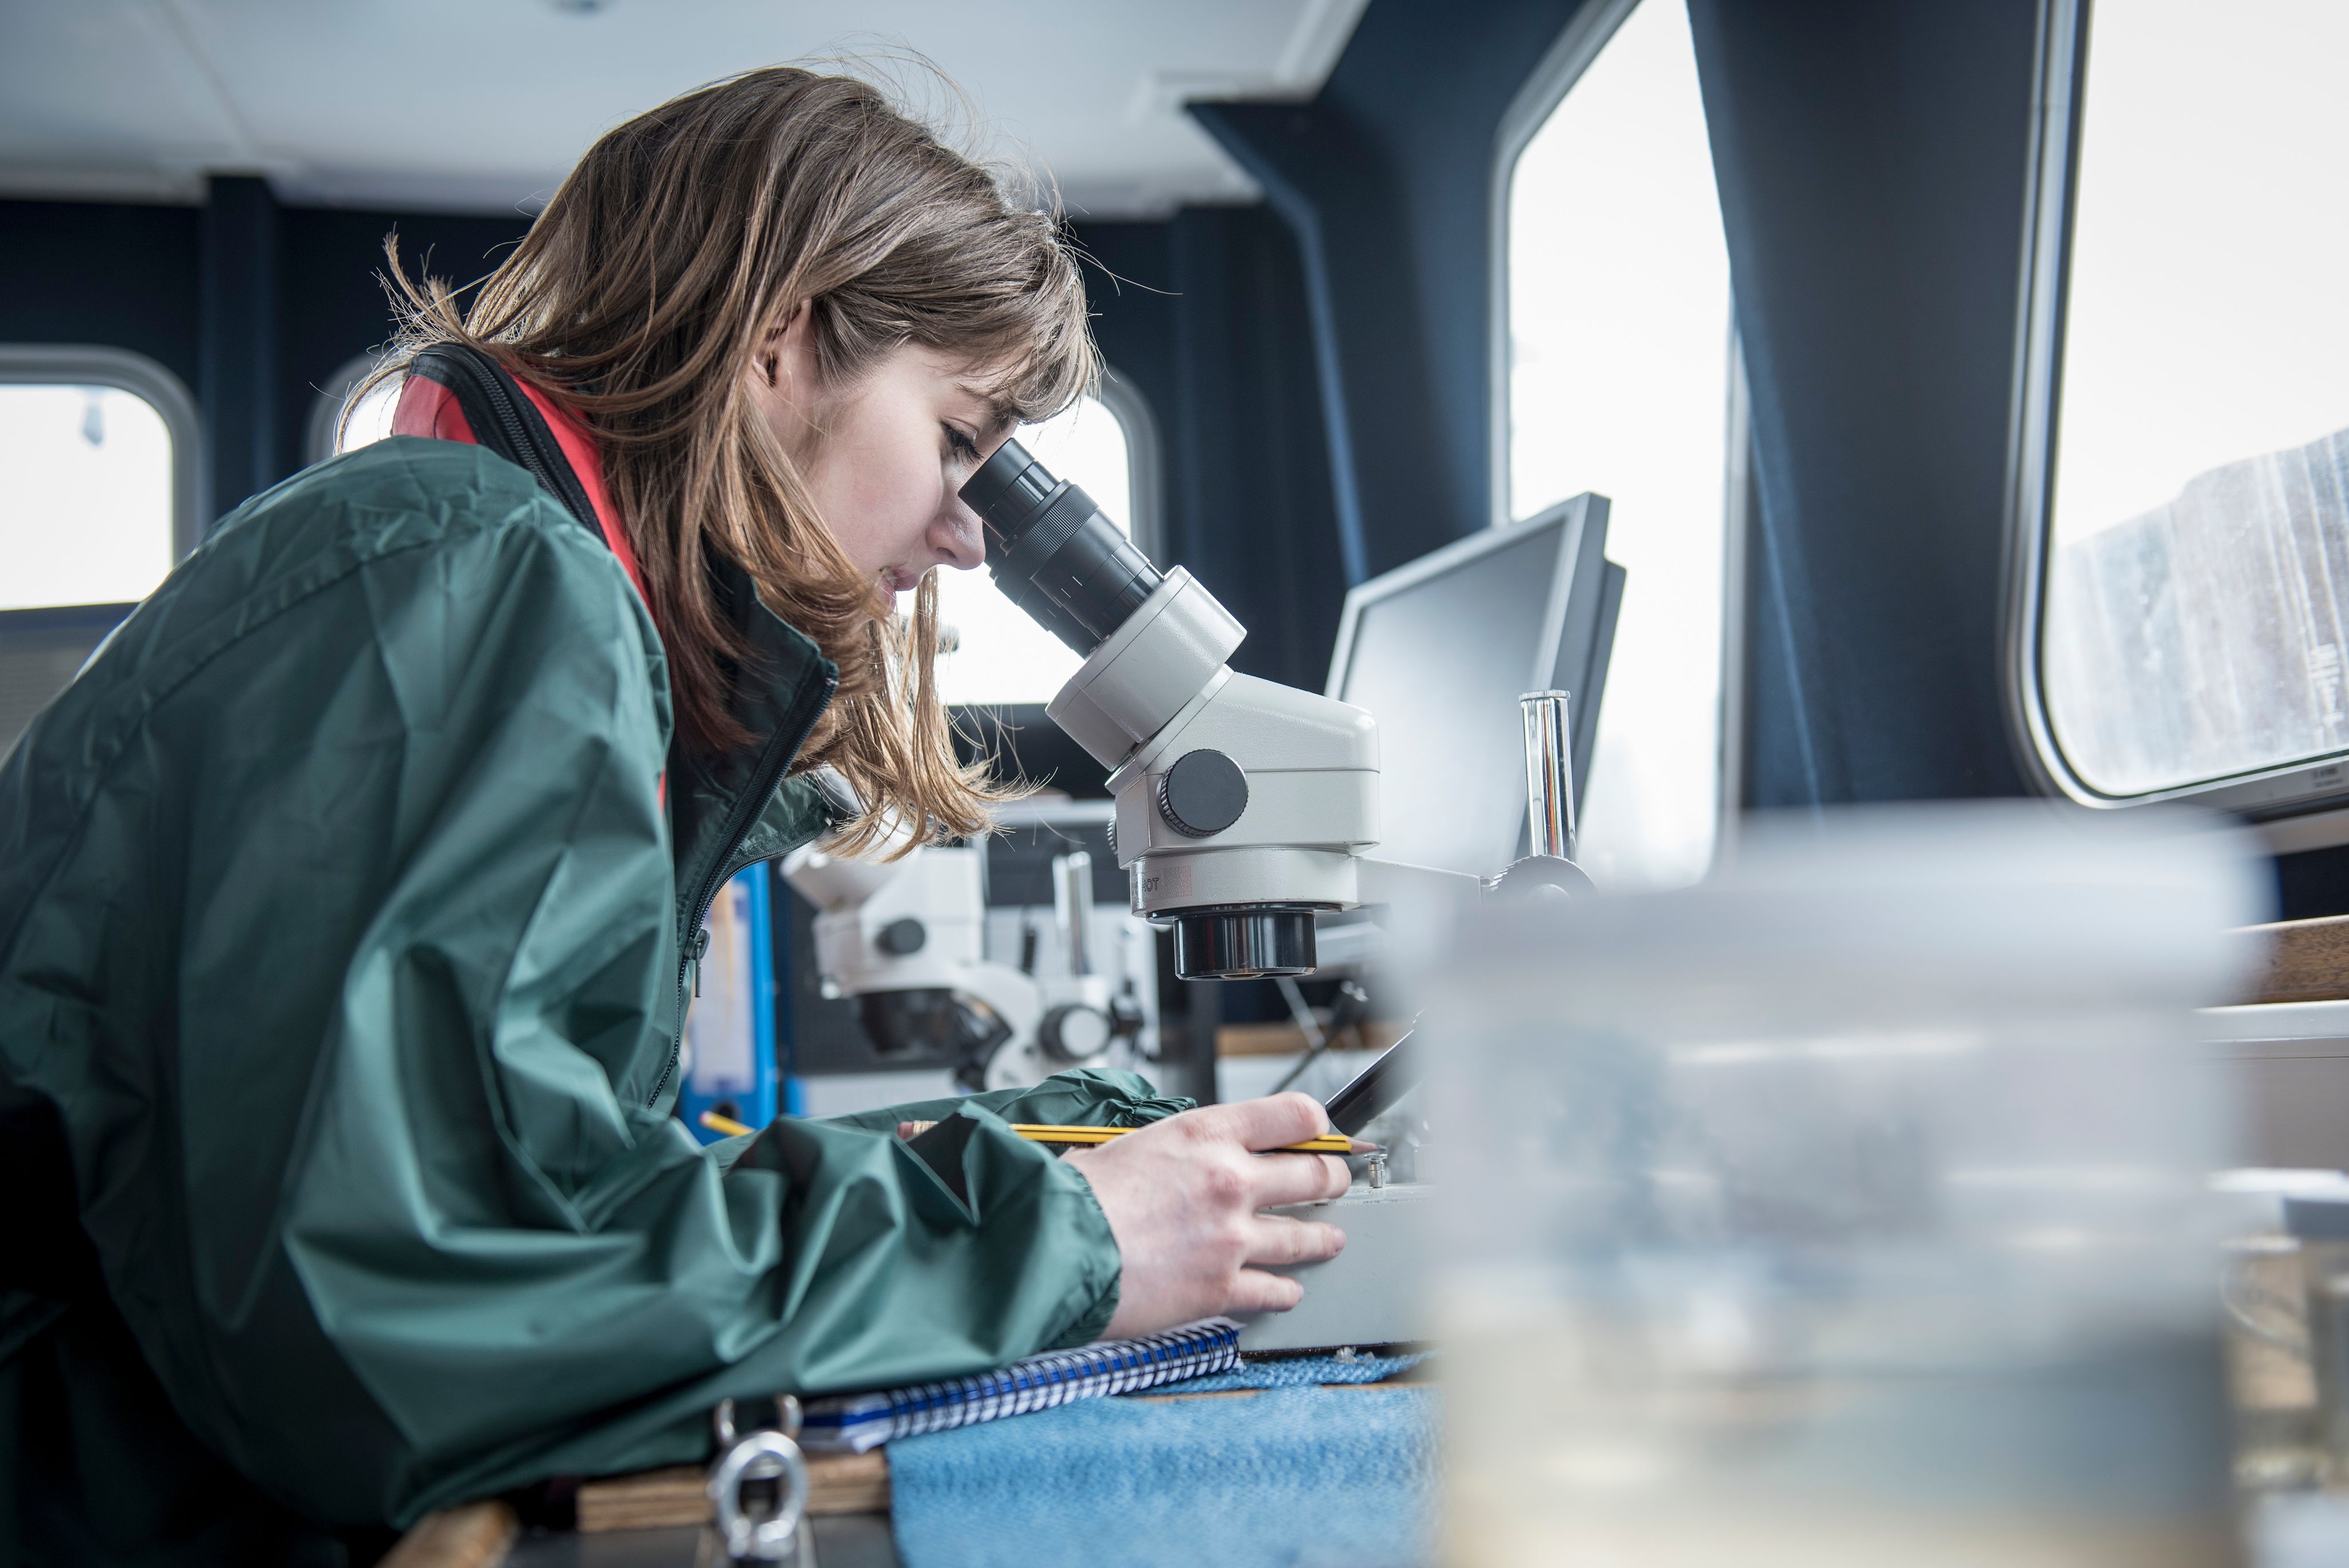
left=960, top=439, right=1163, bottom=656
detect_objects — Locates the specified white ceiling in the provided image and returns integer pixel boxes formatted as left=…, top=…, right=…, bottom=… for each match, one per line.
left=0, top=0, right=1369, bottom=219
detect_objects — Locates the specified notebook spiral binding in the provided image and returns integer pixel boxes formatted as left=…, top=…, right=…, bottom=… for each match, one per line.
left=798, top=1317, right=1242, bottom=1453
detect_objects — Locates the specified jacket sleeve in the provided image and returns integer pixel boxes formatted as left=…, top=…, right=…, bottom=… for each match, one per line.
left=77, top=486, right=1124, bottom=1526
left=812, top=1067, right=1197, bottom=1140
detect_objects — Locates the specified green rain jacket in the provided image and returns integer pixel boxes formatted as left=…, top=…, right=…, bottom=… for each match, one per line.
left=0, top=435, right=1180, bottom=1563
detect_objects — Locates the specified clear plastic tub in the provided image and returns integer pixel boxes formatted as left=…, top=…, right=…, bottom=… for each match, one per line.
left=1408, top=805, right=2268, bottom=1567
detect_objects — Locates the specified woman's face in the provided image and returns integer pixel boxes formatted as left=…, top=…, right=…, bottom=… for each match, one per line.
left=749, top=306, right=1014, bottom=594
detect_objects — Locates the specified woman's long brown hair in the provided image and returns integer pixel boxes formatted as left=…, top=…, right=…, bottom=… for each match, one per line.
left=371, top=67, right=1095, bottom=854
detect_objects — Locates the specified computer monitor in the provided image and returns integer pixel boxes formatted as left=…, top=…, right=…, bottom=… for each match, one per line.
left=1325, top=494, right=1624, bottom=880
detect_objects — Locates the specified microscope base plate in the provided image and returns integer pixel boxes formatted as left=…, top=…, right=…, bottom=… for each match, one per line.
left=1233, top=1181, right=1431, bottom=1354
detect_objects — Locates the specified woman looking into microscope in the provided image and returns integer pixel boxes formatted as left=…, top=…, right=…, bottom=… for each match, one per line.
left=0, top=67, right=1345, bottom=1562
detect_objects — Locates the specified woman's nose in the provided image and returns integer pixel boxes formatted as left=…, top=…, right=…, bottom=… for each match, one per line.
left=935, top=502, right=986, bottom=572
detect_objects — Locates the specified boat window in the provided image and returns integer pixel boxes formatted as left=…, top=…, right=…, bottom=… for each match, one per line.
left=0, top=346, right=198, bottom=754
left=2023, top=0, right=2349, bottom=803
left=0, top=377, right=180, bottom=611
left=1504, top=0, right=1734, bottom=888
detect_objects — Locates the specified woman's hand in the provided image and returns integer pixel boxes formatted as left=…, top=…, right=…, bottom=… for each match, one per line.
left=1060, top=1093, right=1351, bottom=1339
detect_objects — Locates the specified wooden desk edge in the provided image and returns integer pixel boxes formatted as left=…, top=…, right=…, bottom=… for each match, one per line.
left=2243, top=915, right=2349, bottom=1006
left=380, top=1500, right=518, bottom=1568
left=1215, top=1020, right=1408, bottom=1059
left=389, top=1450, right=888, bottom=1566
left=576, top=1448, right=891, bottom=1532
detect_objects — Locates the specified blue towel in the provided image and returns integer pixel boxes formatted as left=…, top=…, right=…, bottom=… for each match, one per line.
left=1153, top=1351, right=1426, bottom=1393
left=888, top=1384, right=1438, bottom=1568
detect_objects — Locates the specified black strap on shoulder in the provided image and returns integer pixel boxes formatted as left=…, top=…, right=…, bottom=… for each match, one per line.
left=404, top=344, right=603, bottom=542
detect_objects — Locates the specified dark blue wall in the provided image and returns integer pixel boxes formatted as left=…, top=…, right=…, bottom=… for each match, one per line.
left=0, top=200, right=201, bottom=391
left=1192, top=0, right=1591, bottom=584
left=1688, top=0, right=2042, bottom=808
left=275, top=203, right=532, bottom=478
left=200, top=176, right=279, bottom=519
left=1068, top=212, right=1343, bottom=695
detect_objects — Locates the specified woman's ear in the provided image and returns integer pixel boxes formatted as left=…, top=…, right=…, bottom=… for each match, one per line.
left=756, top=301, right=810, bottom=390
left=750, top=303, right=823, bottom=448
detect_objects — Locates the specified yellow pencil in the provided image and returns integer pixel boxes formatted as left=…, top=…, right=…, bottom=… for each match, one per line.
left=1006, top=1124, right=1358, bottom=1154
left=701, top=1110, right=1365, bottom=1154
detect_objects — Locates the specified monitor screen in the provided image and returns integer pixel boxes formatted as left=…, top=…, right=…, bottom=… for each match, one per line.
left=1329, top=501, right=1618, bottom=880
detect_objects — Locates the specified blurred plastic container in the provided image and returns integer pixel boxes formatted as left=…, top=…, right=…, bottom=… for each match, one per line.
left=1408, top=804, right=2268, bottom=1568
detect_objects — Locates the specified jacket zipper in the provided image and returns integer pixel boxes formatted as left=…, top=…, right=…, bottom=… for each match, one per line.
left=646, top=665, right=840, bottom=1109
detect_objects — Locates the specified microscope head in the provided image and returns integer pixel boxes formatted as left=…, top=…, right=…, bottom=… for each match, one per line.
left=961, top=441, right=1380, bottom=980
left=783, top=838, right=1030, bottom=1083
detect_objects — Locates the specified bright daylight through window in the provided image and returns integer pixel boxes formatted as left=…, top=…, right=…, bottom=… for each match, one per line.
left=1, top=383, right=175, bottom=611
left=1508, top=0, right=1731, bottom=888
left=2039, top=1, right=2349, bottom=797
left=925, top=393, right=1134, bottom=707
left=317, top=357, right=403, bottom=464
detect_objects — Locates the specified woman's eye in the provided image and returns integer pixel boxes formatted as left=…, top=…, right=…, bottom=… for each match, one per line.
left=943, top=425, right=980, bottom=462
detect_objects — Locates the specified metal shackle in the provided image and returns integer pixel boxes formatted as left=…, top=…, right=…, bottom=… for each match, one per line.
left=709, top=1394, right=808, bottom=1563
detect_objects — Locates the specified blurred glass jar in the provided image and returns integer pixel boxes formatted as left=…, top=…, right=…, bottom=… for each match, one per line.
left=1408, top=805, right=2266, bottom=1568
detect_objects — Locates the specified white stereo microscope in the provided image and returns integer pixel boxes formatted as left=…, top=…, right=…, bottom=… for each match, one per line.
left=957, top=436, right=1589, bottom=967
left=781, top=435, right=1403, bottom=1092
left=798, top=438, right=1594, bottom=1350
left=783, top=830, right=1146, bottom=1093
left=793, top=435, right=1586, bottom=1091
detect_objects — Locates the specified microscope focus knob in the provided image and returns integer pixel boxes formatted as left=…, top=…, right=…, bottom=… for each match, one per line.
left=1157, top=750, right=1248, bottom=837
left=876, top=917, right=927, bottom=956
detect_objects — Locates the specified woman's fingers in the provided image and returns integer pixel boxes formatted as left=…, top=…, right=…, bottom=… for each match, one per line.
left=1245, top=1213, right=1346, bottom=1269
left=1226, top=1269, right=1308, bottom=1316
left=1062, top=1096, right=1355, bottom=1340
left=1198, top=1091, right=1335, bottom=1153
left=1247, top=1151, right=1353, bottom=1208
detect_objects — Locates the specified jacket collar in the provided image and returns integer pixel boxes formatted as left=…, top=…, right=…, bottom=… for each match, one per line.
left=664, top=556, right=839, bottom=927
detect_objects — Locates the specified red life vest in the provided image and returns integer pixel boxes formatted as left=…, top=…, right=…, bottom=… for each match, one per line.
left=389, top=345, right=649, bottom=603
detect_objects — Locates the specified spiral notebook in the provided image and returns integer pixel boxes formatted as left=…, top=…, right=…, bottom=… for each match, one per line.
left=798, top=1318, right=1242, bottom=1453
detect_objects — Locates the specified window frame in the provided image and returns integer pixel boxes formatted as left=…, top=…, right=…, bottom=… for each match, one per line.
left=2004, top=0, right=2349, bottom=847
left=0, top=343, right=202, bottom=569
left=1088, top=368, right=1164, bottom=564
left=1488, top=0, right=1753, bottom=860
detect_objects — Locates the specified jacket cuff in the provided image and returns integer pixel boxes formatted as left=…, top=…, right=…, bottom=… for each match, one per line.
left=1043, top=1154, right=1123, bottom=1347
